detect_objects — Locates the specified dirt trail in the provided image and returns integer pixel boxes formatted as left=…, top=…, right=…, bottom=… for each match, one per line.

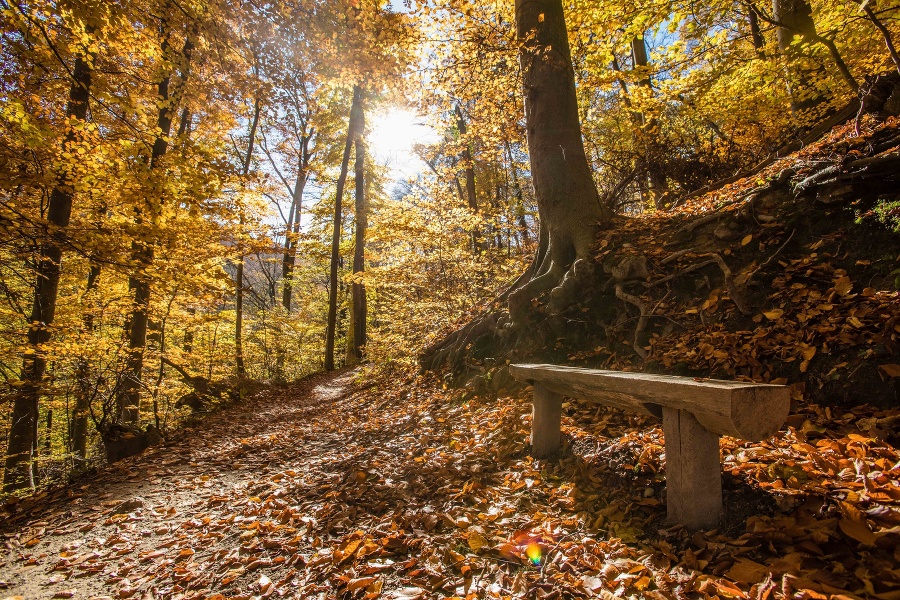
left=0, top=368, right=362, bottom=599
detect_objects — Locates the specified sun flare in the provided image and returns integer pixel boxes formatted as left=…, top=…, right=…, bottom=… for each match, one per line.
left=368, top=107, right=439, bottom=178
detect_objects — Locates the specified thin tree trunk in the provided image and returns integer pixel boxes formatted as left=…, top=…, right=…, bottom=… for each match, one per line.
left=276, top=170, right=303, bottom=381
left=183, top=307, right=195, bottom=353
left=177, top=107, right=191, bottom=137
left=455, top=105, right=482, bottom=252
left=70, top=264, right=100, bottom=469
left=282, top=142, right=310, bottom=312
left=857, top=1, right=900, bottom=75
left=749, top=4, right=766, bottom=57
left=631, top=36, right=668, bottom=209
left=235, top=99, right=261, bottom=378
left=44, top=410, right=52, bottom=453
left=455, top=105, right=478, bottom=213
left=4, top=41, right=92, bottom=493
left=178, top=111, right=194, bottom=356
left=118, top=33, right=192, bottom=425
left=506, top=142, right=530, bottom=247
left=768, top=0, right=859, bottom=124
left=350, top=91, right=367, bottom=364
left=325, top=86, right=362, bottom=371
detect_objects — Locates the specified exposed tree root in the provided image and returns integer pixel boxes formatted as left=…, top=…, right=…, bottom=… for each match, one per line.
left=707, top=253, right=751, bottom=316
left=744, top=229, right=797, bottom=288
left=647, top=259, right=717, bottom=289
left=614, top=284, right=649, bottom=360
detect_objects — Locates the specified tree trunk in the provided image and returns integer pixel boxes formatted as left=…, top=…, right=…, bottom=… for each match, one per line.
left=509, top=0, right=611, bottom=317
left=4, top=43, right=92, bottom=493
left=506, top=141, right=530, bottom=246
left=118, top=34, right=192, bottom=425
left=455, top=105, right=482, bottom=252
left=325, top=86, right=362, bottom=371
left=748, top=5, right=766, bottom=57
left=235, top=99, right=261, bottom=378
left=350, top=93, right=367, bottom=364
left=772, top=0, right=830, bottom=122
left=276, top=167, right=305, bottom=381
left=631, top=36, right=668, bottom=209
left=282, top=135, right=311, bottom=312
left=455, top=105, right=478, bottom=212
left=182, top=307, right=195, bottom=353
left=857, top=1, right=900, bottom=76
left=70, top=264, right=101, bottom=470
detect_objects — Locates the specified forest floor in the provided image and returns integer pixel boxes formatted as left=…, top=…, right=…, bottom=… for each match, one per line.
left=2, top=366, right=900, bottom=600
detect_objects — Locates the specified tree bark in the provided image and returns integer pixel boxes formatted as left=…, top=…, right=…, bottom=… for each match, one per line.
left=70, top=264, right=100, bottom=470
left=350, top=91, right=367, bottom=364
left=856, top=1, right=900, bottom=76
left=631, top=36, right=668, bottom=209
left=509, top=0, right=611, bottom=317
left=506, top=141, right=530, bottom=246
left=769, top=0, right=852, bottom=123
left=455, top=105, right=482, bottom=252
left=325, top=86, right=362, bottom=371
left=235, top=99, right=261, bottom=378
left=748, top=4, right=766, bottom=57
left=182, top=307, right=195, bottom=353
left=118, top=33, right=192, bottom=425
left=4, top=41, right=92, bottom=493
left=455, top=105, right=478, bottom=213
left=282, top=135, right=311, bottom=312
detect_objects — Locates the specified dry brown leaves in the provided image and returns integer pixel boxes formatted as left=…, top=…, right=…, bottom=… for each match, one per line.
left=1, top=364, right=898, bottom=600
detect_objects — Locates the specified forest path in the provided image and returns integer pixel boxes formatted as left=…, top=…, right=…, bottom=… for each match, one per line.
left=5, top=364, right=899, bottom=600
left=0, top=367, right=372, bottom=599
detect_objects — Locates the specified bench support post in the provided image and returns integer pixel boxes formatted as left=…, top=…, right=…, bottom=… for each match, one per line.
left=662, top=406, right=724, bottom=530
left=532, top=383, right=563, bottom=457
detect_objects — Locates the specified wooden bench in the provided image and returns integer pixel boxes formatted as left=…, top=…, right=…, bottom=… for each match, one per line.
left=509, top=364, right=790, bottom=530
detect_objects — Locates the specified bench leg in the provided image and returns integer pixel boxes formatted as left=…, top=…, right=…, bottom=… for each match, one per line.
left=662, top=406, right=724, bottom=530
left=532, top=384, right=562, bottom=458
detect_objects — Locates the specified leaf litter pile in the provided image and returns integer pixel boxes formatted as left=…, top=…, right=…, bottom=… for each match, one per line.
left=1, top=362, right=899, bottom=600
left=3, top=117, right=900, bottom=600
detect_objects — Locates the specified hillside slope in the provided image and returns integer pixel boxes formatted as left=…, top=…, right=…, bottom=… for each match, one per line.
left=447, top=115, right=900, bottom=414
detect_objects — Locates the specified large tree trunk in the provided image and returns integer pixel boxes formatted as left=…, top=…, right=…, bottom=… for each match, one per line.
left=324, top=86, right=362, bottom=371
left=118, top=33, right=192, bottom=425
left=4, top=44, right=92, bottom=493
left=350, top=93, right=367, bottom=364
left=509, top=0, right=612, bottom=317
left=234, top=99, right=261, bottom=379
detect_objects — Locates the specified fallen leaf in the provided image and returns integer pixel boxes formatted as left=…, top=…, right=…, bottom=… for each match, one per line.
left=879, top=364, right=900, bottom=378
left=347, top=577, right=377, bottom=591
left=726, top=559, right=769, bottom=584
left=467, top=531, right=488, bottom=551
left=834, top=276, right=853, bottom=296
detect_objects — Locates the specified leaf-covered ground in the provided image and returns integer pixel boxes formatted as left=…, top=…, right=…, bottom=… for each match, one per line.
left=3, top=364, right=900, bottom=600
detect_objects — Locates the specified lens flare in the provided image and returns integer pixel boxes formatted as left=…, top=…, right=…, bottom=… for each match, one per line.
left=525, top=543, right=542, bottom=565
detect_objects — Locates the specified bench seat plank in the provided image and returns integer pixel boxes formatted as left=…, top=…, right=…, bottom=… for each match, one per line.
left=509, top=364, right=789, bottom=441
